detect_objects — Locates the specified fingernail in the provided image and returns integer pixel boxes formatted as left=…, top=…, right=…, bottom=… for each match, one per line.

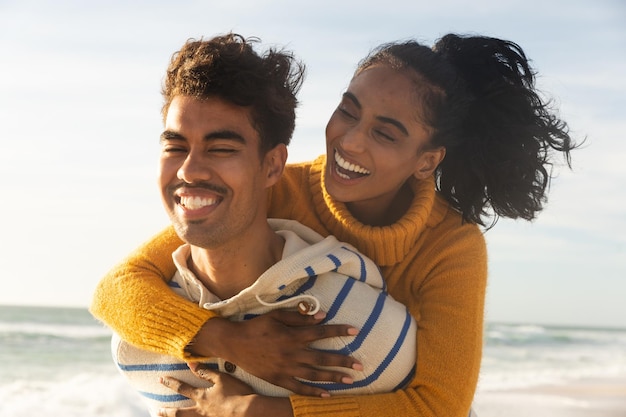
left=320, top=392, right=331, bottom=398
left=341, top=376, right=354, bottom=384
left=352, top=362, right=364, bottom=371
left=313, top=311, right=327, bottom=320
left=347, top=327, right=358, bottom=336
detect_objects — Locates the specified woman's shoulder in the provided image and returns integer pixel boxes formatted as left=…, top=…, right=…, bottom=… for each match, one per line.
left=428, top=191, right=485, bottom=245
left=283, top=156, right=322, bottom=175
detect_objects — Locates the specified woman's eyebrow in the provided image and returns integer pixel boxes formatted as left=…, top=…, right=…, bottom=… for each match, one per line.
left=343, top=92, right=408, bottom=136
left=343, top=92, right=362, bottom=109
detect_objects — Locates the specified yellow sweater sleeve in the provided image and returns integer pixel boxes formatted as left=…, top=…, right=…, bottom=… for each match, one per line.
left=89, top=226, right=217, bottom=360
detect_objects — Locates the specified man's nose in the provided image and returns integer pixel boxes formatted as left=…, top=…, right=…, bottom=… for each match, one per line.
left=177, top=151, right=212, bottom=183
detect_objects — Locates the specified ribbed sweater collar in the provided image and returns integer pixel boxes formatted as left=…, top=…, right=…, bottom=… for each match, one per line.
left=309, top=155, right=441, bottom=266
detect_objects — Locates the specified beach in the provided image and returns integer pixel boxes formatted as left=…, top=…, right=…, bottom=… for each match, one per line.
left=474, top=323, right=626, bottom=417
left=1, top=305, right=625, bottom=416
left=474, top=377, right=626, bottom=417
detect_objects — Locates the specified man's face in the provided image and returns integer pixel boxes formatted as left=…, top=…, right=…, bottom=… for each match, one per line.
left=159, top=95, right=273, bottom=249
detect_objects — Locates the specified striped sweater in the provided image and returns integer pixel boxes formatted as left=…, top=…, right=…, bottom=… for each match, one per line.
left=113, top=219, right=416, bottom=416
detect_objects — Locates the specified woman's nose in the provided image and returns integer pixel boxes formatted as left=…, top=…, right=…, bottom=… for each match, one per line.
left=339, top=125, right=368, bottom=153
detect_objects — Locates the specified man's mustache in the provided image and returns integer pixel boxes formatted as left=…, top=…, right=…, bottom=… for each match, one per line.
left=169, top=182, right=228, bottom=196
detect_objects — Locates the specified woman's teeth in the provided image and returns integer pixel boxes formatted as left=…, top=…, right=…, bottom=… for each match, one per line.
left=335, top=151, right=370, bottom=175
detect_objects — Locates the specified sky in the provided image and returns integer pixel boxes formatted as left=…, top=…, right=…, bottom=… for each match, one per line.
left=0, top=0, right=624, bottom=329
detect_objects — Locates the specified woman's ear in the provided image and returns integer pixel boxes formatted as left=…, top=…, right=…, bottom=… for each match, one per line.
left=264, top=143, right=288, bottom=187
left=413, top=146, right=446, bottom=180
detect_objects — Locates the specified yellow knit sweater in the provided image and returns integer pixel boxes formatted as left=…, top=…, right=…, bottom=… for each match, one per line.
left=91, top=155, right=487, bottom=417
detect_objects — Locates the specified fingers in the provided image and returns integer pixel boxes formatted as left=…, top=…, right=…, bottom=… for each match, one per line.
left=269, top=310, right=359, bottom=341
left=190, top=365, right=219, bottom=382
left=305, top=322, right=359, bottom=342
left=280, top=379, right=331, bottom=398
left=160, top=376, right=211, bottom=401
left=304, top=349, right=363, bottom=374
left=158, top=407, right=198, bottom=417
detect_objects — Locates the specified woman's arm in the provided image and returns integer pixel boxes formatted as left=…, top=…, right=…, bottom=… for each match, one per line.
left=89, top=226, right=213, bottom=358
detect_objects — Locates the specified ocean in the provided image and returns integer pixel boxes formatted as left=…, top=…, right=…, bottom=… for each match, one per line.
left=1, top=305, right=625, bottom=416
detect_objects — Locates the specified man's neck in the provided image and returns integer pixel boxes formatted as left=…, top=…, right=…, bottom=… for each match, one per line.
left=187, top=223, right=285, bottom=300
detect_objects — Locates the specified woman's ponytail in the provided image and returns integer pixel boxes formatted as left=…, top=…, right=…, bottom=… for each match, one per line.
left=432, top=34, right=576, bottom=227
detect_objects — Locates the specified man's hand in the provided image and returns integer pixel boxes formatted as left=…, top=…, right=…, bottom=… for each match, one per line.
left=187, top=310, right=361, bottom=397
left=158, top=368, right=292, bottom=417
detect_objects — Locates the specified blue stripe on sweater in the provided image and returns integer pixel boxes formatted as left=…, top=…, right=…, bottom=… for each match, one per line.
left=322, top=277, right=357, bottom=322
left=339, top=246, right=366, bottom=281
left=324, top=291, right=386, bottom=353
left=393, top=363, right=416, bottom=391
left=304, top=265, right=316, bottom=277
left=326, top=254, right=341, bottom=271
left=241, top=276, right=319, bottom=321
left=290, top=275, right=317, bottom=294
left=118, top=362, right=219, bottom=372
left=138, top=390, right=188, bottom=403
left=305, top=308, right=414, bottom=391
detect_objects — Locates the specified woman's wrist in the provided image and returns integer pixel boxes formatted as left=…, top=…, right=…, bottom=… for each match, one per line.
left=185, top=316, right=230, bottom=358
left=248, top=394, right=293, bottom=417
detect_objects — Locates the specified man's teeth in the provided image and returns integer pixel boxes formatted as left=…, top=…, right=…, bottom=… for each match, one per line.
left=179, top=196, right=219, bottom=209
left=334, top=151, right=370, bottom=175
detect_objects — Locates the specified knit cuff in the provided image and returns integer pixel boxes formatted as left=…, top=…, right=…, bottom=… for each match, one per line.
left=137, top=298, right=217, bottom=360
left=290, top=395, right=360, bottom=417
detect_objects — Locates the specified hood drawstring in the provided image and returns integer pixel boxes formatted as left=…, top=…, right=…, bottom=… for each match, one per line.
left=254, top=293, right=321, bottom=316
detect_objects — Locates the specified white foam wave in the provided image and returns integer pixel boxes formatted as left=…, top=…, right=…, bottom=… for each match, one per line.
left=479, top=324, right=626, bottom=391
left=0, top=321, right=111, bottom=339
left=0, top=372, right=148, bottom=417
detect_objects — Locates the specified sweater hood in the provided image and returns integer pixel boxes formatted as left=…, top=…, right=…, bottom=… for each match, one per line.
left=183, top=218, right=384, bottom=317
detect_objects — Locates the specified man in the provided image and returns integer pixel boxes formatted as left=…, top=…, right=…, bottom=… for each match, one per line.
left=109, top=33, right=416, bottom=417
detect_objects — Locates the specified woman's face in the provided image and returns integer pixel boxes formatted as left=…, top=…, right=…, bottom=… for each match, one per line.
left=325, top=65, right=444, bottom=219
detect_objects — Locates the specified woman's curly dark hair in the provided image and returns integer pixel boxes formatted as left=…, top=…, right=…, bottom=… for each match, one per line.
left=357, top=34, right=577, bottom=228
left=162, top=33, right=305, bottom=153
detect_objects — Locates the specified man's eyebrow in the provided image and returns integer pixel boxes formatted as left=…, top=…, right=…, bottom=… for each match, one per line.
left=159, top=130, right=246, bottom=143
left=160, top=130, right=185, bottom=143
left=343, top=92, right=409, bottom=137
left=204, top=130, right=246, bottom=144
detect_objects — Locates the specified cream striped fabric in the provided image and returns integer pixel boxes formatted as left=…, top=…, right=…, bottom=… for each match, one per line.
left=113, top=219, right=417, bottom=415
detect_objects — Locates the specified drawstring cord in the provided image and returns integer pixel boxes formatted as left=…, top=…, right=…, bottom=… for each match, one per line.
left=254, top=293, right=321, bottom=316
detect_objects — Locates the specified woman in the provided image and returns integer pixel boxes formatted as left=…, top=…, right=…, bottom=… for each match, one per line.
left=91, top=33, right=576, bottom=417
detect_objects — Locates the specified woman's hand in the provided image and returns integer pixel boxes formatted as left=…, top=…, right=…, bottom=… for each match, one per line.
left=158, top=368, right=293, bottom=417
left=189, top=309, right=361, bottom=397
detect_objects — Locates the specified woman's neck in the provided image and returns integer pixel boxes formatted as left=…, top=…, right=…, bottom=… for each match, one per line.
left=346, top=182, right=414, bottom=227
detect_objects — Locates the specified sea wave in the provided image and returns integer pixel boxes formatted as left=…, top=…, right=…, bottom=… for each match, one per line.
left=486, top=323, right=626, bottom=346
left=0, top=372, right=148, bottom=417
left=479, top=323, right=626, bottom=390
left=0, top=321, right=111, bottom=340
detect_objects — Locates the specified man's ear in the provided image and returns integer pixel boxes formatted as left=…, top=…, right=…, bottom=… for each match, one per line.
left=264, top=143, right=288, bottom=187
left=413, top=146, right=446, bottom=180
